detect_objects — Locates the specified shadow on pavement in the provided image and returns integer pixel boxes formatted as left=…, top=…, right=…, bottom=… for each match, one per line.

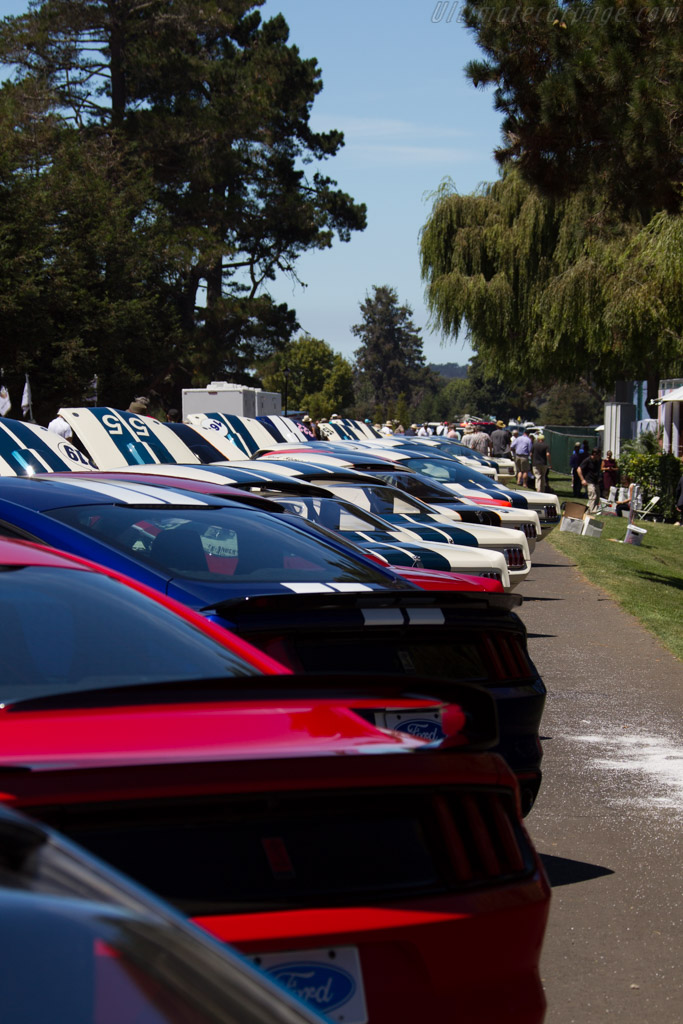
left=520, top=596, right=562, bottom=601
left=539, top=853, right=614, bottom=888
left=528, top=563, right=576, bottom=569
left=526, top=632, right=557, bottom=639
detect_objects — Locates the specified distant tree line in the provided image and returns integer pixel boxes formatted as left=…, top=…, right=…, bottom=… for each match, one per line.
left=260, top=284, right=605, bottom=427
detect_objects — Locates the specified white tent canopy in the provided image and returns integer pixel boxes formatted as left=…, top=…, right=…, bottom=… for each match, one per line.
left=656, top=385, right=683, bottom=403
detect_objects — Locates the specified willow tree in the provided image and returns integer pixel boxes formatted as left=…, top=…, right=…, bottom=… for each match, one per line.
left=420, top=168, right=682, bottom=397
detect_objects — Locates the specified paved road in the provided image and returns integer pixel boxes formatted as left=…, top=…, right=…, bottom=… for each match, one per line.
left=515, top=540, right=683, bottom=1024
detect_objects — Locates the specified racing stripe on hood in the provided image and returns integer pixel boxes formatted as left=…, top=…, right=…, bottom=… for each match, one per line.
left=0, top=421, right=85, bottom=475
left=43, top=477, right=211, bottom=505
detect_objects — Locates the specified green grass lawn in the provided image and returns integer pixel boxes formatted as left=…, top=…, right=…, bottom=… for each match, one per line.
left=541, top=474, right=683, bottom=660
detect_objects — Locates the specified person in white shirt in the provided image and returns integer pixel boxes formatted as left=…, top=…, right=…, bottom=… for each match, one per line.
left=47, top=413, right=72, bottom=439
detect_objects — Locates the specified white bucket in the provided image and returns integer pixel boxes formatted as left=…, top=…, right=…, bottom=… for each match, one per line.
left=624, top=524, right=647, bottom=546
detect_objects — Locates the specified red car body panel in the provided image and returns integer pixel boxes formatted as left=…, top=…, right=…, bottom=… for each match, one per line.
left=0, top=699, right=550, bottom=1024
left=396, top=566, right=505, bottom=593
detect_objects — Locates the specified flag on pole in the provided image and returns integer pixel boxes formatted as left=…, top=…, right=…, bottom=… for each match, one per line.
left=0, top=386, right=10, bottom=417
left=21, top=374, right=32, bottom=419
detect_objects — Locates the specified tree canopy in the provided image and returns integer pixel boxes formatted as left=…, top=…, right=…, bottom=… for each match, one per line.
left=461, top=0, right=683, bottom=216
left=259, top=335, right=354, bottom=418
left=0, top=0, right=365, bottom=419
left=420, top=169, right=682, bottom=393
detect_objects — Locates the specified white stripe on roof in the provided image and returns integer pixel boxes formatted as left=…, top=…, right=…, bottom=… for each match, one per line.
left=48, top=477, right=210, bottom=506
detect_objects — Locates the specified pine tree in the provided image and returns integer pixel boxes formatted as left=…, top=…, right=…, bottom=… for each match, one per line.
left=461, top=0, right=683, bottom=216
left=352, top=286, right=433, bottom=413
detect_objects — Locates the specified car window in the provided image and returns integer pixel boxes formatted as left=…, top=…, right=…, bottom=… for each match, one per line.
left=404, top=460, right=453, bottom=482
left=327, top=485, right=426, bottom=516
left=0, top=568, right=260, bottom=703
left=45, top=505, right=397, bottom=585
left=275, top=497, right=389, bottom=534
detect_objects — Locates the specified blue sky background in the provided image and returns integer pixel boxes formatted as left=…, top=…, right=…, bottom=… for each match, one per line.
left=0, top=0, right=504, bottom=365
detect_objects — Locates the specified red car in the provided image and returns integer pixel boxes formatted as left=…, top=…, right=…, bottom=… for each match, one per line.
left=0, top=683, right=550, bottom=1024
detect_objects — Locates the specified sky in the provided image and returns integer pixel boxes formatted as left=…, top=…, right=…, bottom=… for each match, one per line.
left=0, top=0, right=504, bottom=366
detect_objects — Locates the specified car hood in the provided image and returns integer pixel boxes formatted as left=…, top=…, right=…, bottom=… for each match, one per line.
left=0, top=419, right=95, bottom=476
left=59, top=408, right=202, bottom=469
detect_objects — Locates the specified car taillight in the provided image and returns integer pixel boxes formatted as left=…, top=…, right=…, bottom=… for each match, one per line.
left=503, top=547, right=526, bottom=569
left=483, top=634, right=532, bottom=681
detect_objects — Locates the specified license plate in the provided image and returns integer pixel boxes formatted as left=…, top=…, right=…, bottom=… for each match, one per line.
left=251, top=945, right=368, bottom=1024
left=381, top=708, right=445, bottom=742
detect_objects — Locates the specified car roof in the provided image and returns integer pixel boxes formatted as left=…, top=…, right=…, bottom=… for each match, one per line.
left=0, top=473, right=253, bottom=512
left=50, top=471, right=289, bottom=511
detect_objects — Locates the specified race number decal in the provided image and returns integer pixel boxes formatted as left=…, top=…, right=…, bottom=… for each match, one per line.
left=57, top=442, right=91, bottom=467
left=126, top=415, right=151, bottom=438
left=101, top=413, right=124, bottom=435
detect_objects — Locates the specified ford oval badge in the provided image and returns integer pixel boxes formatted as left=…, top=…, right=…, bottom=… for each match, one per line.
left=269, top=961, right=356, bottom=1012
left=395, top=718, right=445, bottom=741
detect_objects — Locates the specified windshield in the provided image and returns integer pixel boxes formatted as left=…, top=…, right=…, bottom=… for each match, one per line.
left=45, top=504, right=398, bottom=585
left=0, top=567, right=260, bottom=704
left=324, top=483, right=432, bottom=517
left=400, top=458, right=463, bottom=482
left=372, top=471, right=465, bottom=502
left=274, top=495, right=397, bottom=534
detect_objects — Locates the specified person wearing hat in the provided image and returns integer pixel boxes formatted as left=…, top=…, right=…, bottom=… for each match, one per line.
left=404, top=423, right=417, bottom=436
left=127, top=396, right=150, bottom=415
left=468, top=425, right=493, bottom=456
left=461, top=424, right=475, bottom=448
left=380, top=420, right=394, bottom=436
left=569, top=441, right=585, bottom=498
left=490, top=420, right=511, bottom=456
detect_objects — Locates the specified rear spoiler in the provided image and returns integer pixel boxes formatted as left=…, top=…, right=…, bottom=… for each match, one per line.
left=204, top=588, right=522, bottom=620
left=10, top=674, right=498, bottom=752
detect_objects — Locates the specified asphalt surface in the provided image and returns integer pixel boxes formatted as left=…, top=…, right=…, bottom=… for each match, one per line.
left=516, top=539, right=683, bottom=1024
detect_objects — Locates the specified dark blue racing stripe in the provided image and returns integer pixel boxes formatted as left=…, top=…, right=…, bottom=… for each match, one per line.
left=0, top=421, right=84, bottom=474
left=77, top=409, right=180, bottom=466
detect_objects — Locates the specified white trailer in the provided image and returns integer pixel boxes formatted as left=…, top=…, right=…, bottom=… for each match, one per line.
left=181, top=382, right=281, bottom=420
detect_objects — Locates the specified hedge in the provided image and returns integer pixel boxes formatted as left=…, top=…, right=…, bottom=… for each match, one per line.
left=619, top=452, right=682, bottom=520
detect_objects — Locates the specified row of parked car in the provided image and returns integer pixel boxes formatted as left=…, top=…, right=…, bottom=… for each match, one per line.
left=0, top=408, right=558, bottom=1023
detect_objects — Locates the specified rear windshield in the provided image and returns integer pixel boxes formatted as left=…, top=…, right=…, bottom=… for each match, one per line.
left=45, top=504, right=400, bottom=586
left=0, top=567, right=259, bottom=704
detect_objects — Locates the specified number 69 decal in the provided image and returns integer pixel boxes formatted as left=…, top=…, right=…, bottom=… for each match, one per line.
left=58, top=442, right=91, bottom=466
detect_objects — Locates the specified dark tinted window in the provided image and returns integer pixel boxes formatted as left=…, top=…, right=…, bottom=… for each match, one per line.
left=0, top=567, right=258, bottom=703
left=46, top=505, right=399, bottom=586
